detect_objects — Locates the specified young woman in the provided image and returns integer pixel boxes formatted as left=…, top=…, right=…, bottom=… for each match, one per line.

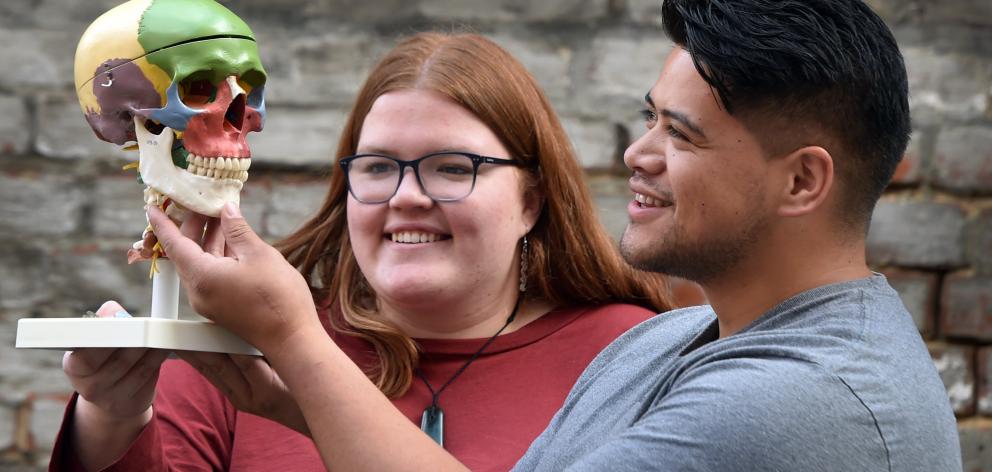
left=54, top=33, right=671, bottom=471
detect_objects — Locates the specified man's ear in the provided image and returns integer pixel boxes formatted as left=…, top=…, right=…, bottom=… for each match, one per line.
left=776, top=146, right=834, bottom=217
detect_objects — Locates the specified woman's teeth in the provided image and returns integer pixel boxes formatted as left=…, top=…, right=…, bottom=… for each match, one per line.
left=391, top=232, right=443, bottom=244
left=634, top=192, right=672, bottom=208
left=185, top=154, right=251, bottom=182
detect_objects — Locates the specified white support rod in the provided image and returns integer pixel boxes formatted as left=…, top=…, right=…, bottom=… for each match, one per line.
left=151, top=260, right=180, bottom=320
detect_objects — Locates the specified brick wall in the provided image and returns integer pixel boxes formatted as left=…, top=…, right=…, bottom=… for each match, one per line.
left=0, top=0, right=989, bottom=469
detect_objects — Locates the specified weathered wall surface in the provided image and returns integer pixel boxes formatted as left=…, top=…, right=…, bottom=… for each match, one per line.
left=0, top=0, right=989, bottom=468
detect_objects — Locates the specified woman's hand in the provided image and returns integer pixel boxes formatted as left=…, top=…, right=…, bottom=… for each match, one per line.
left=62, top=301, right=171, bottom=470
left=147, top=203, right=321, bottom=355
left=177, top=351, right=310, bottom=436
left=63, top=303, right=168, bottom=420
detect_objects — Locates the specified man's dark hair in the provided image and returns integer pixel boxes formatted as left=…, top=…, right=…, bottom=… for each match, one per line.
left=662, top=0, right=910, bottom=231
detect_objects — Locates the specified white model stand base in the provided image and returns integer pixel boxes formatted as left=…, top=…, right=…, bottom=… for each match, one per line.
left=14, top=261, right=260, bottom=355
left=15, top=317, right=260, bottom=354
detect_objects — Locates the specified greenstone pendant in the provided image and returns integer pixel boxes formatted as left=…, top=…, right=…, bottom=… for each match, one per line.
left=420, top=405, right=444, bottom=447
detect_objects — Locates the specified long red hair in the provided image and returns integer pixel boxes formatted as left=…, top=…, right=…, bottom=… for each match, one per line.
left=277, top=32, right=672, bottom=397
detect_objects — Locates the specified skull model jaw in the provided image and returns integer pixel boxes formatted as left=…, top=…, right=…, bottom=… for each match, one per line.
left=135, top=116, right=244, bottom=218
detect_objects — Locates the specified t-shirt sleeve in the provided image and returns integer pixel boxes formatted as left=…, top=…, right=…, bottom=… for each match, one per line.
left=50, top=359, right=237, bottom=471
left=560, top=357, right=888, bottom=471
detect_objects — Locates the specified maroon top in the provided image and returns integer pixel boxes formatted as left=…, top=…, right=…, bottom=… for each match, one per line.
left=50, top=304, right=655, bottom=471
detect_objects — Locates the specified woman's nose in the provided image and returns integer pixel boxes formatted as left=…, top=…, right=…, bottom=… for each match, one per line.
left=389, top=168, right=434, bottom=209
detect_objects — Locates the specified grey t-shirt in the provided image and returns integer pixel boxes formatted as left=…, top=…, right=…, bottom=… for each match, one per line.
left=514, top=275, right=960, bottom=471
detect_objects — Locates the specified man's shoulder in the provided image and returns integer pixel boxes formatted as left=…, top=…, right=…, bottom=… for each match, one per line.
left=565, top=303, right=713, bottom=346
left=604, top=305, right=715, bottom=348
left=575, top=305, right=716, bottom=377
left=634, top=305, right=716, bottom=333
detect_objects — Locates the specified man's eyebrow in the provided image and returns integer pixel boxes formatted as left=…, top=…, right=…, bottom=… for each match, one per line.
left=661, top=109, right=706, bottom=139
left=645, top=92, right=707, bottom=139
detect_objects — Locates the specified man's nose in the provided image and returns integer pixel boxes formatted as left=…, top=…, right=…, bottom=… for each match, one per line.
left=623, top=129, right=667, bottom=174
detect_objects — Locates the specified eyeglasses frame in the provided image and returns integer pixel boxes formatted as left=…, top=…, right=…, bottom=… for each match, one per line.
left=338, top=151, right=524, bottom=204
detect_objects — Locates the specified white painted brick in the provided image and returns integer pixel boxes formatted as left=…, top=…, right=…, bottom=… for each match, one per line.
left=0, top=403, right=13, bottom=450
left=934, top=125, right=992, bottom=194
left=35, top=98, right=132, bottom=161
left=0, top=242, right=57, bottom=312
left=903, top=47, right=992, bottom=124
left=930, top=343, right=975, bottom=415
left=264, top=179, right=330, bottom=239
left=31, top=396, right=70, bottom=456
left=0, top=29, right=76, bottom=89
left=91, top=175, right=146, bottom=239
left=625, top=0, right=664, bottom=25
left=417, top=0, right=608, bottom=22
left=58, top=244, right=156, bottom=317
left=264, top=30, right=389, bottom=107
left=867, top=199, right=967, bottom=269
left=568, top=33, right=672, bottom=123
left=0, top=95, right=30, bottom=155
left=0, top=173, right=84, bottom=237
left=491, top=34, right=574, bottom=103
left=560, top=116, right=615, bottom=169
left=246, top=106, right=348, bottom=167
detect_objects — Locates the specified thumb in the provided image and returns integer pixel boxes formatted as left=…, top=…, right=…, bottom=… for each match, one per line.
left=221, top=202, right=263, bottom=257
left=94, top=300, right=131, bottom=318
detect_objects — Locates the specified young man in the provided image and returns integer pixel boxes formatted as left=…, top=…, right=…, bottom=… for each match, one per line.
left=515, top=0, right=961, bottom=470
left=148, top=0, right=960, bottom=470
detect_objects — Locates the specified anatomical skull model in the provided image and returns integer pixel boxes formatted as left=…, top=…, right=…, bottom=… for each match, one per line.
left=74, top=0, right=266, bottom=263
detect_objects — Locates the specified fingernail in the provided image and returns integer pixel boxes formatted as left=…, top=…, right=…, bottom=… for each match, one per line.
left=114, top=310, right=132, bottom=318
left=223, top=202, right=242, bottom=218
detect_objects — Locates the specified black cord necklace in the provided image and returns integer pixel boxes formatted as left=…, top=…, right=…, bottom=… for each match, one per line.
left=415, top=293, right=523, bottom=447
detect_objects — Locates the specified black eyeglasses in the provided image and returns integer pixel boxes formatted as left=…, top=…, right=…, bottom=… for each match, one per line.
left=338, top=152, right=523, bottom=204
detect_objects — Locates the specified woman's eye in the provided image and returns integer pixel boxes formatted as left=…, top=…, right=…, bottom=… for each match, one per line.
left=437, top=165, right=472, bottom=175
left=362, top=163, right=393, bottom=174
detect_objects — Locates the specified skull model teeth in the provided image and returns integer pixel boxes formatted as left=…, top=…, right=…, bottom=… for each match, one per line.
left=185, top=154, right=251, bottom=183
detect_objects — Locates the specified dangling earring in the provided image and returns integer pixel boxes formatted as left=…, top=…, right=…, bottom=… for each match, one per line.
left=519, top=235, right=529, bottom=293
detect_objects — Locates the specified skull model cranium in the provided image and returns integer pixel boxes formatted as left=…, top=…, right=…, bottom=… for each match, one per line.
left=73, top=0, right=265, bottom=261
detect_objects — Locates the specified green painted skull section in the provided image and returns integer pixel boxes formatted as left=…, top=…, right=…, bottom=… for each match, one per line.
left=138, top=0, right=266, bottom=86
left=142, top=38, right=266, bottom=87
left=139, top=0, right=255, bottom=49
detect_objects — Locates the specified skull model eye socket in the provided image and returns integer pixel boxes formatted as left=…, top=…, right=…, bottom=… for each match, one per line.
left=180, top=79, right=217, bottom=108
left=143, top=119, right=166, bottom=135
